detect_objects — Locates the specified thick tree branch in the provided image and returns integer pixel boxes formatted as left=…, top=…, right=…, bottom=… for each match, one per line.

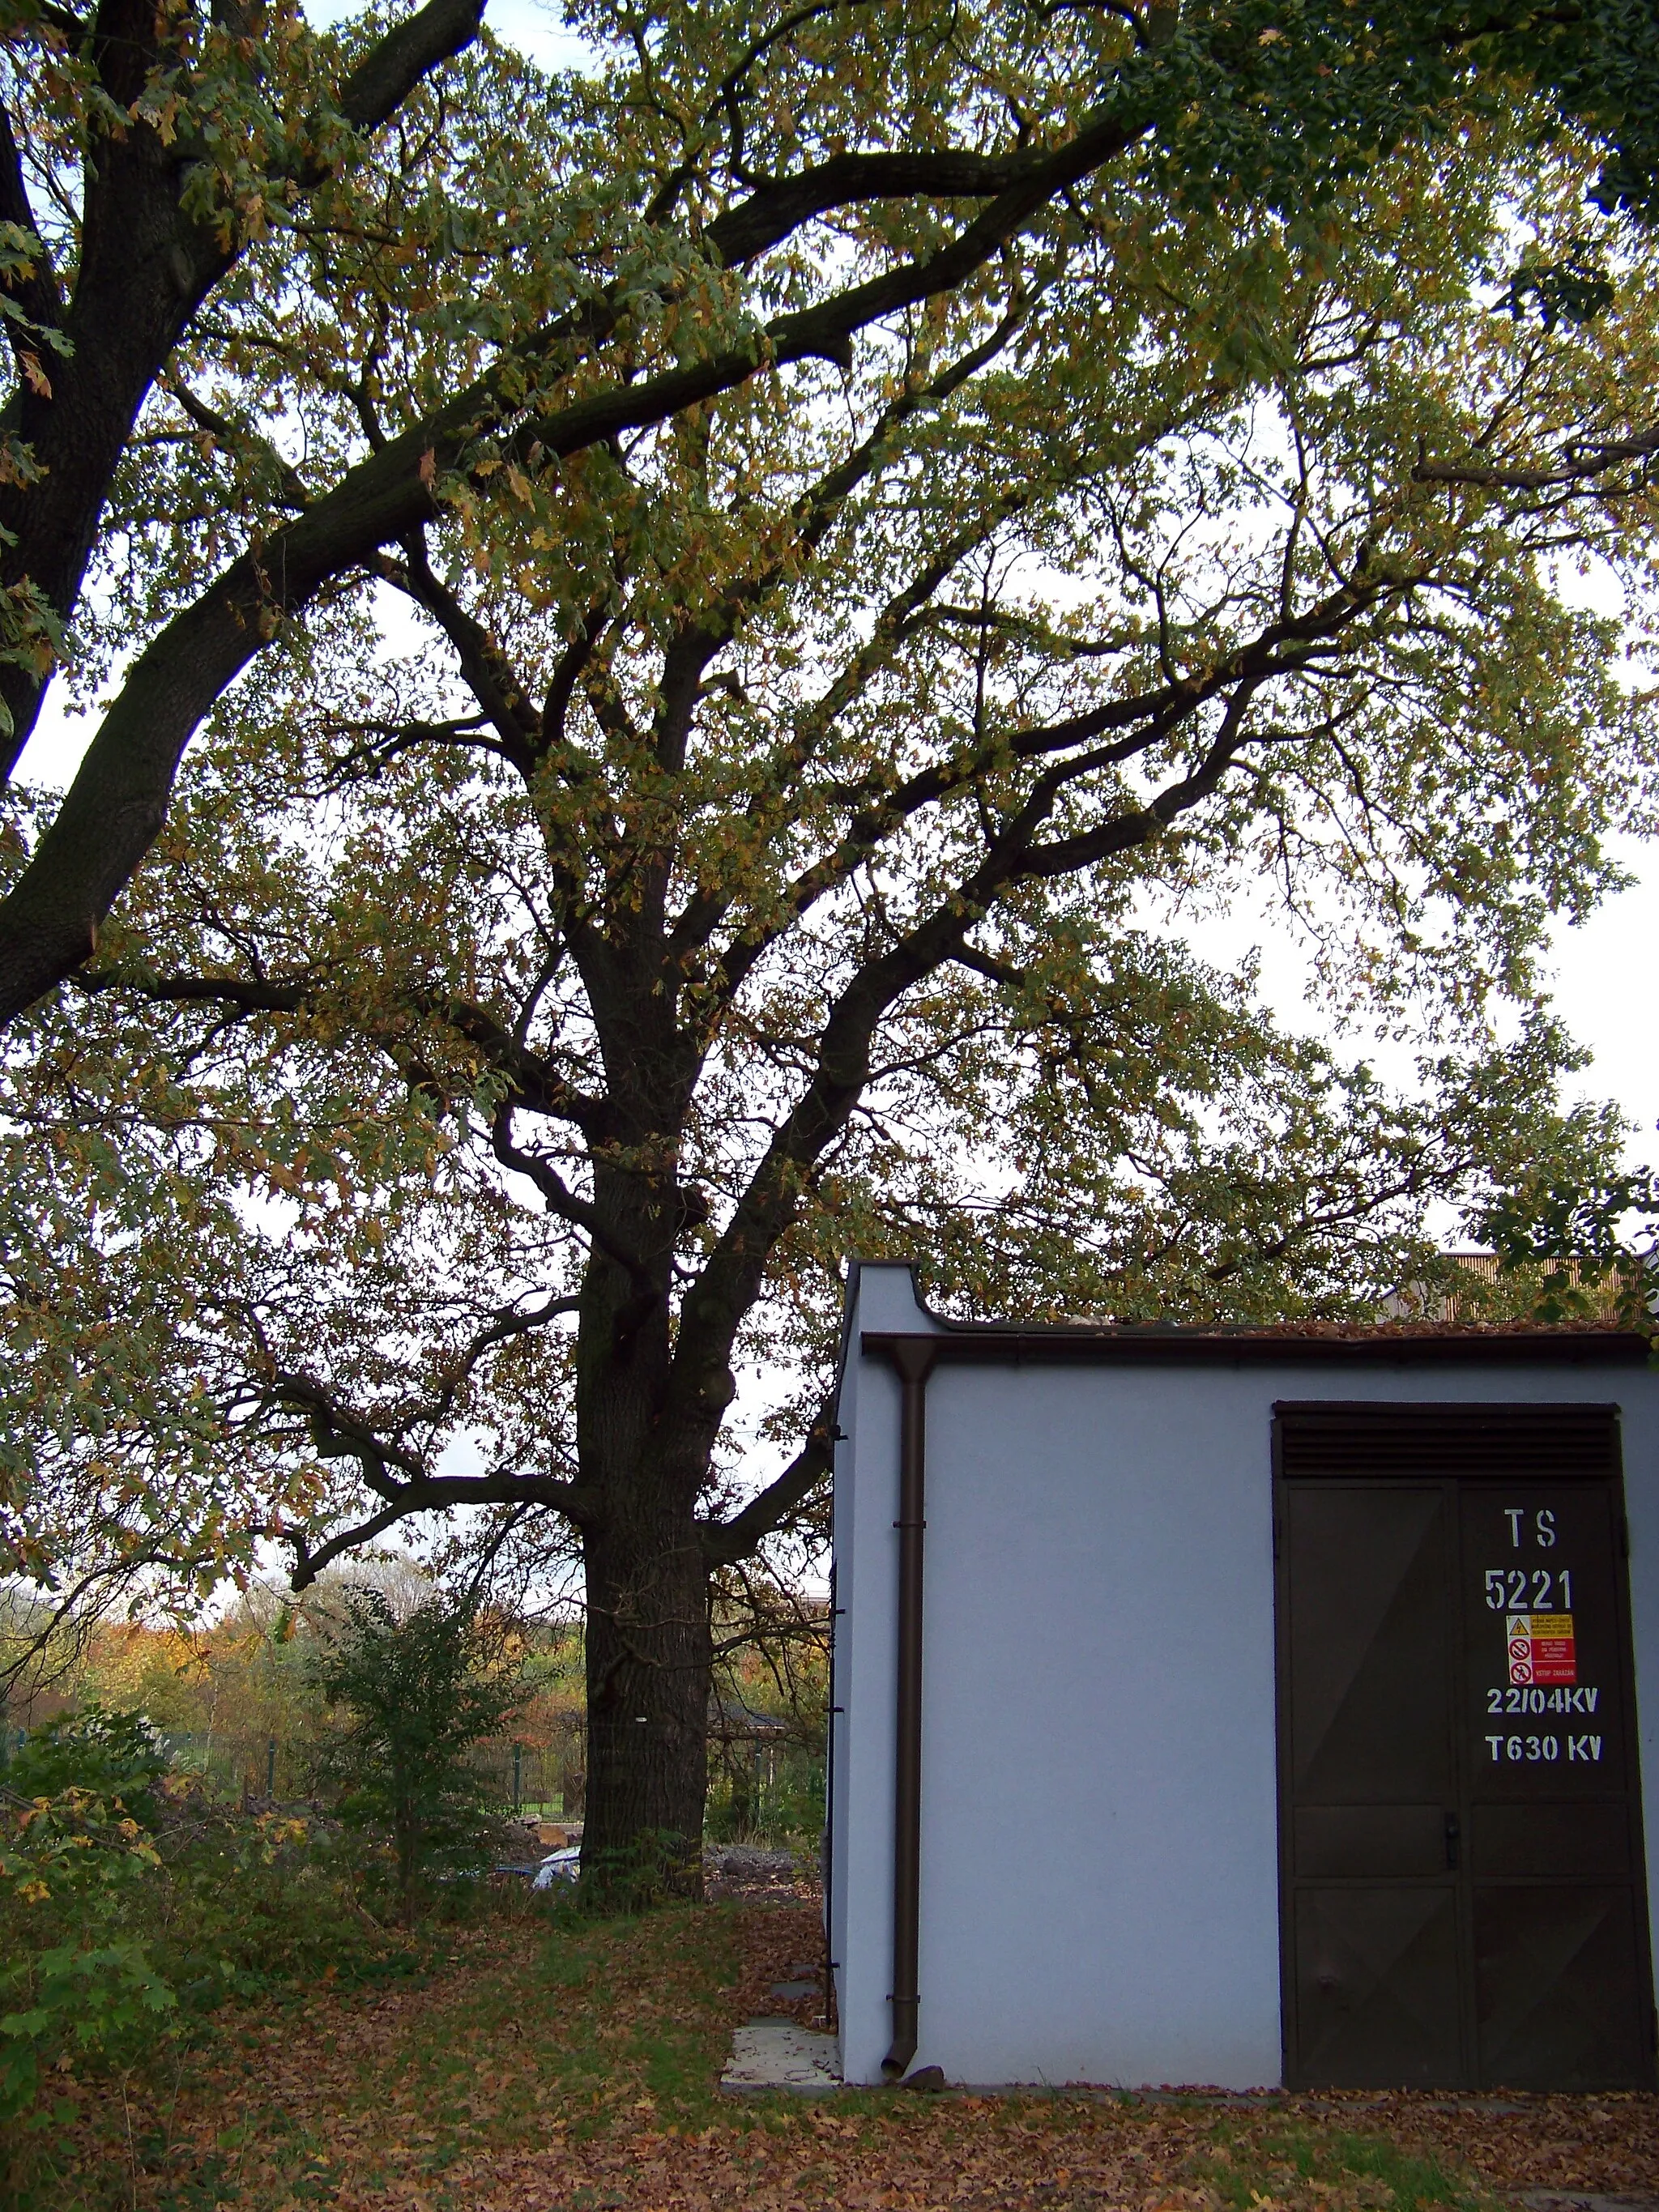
left=0, top=96, right=1153, bottom=1027
left=270, top=1370, right=429, bottom=1490
left=76, top=967, right=613, bottom=1136
left=0, top=107, right=63, bottom=339
left=667, top=886, right=1000, bottom=1425
left=336, top=0, right=487, bottom=134
left=287, top=1468, right=595, bottom=1588
left=949, top=940, right=1025, bottom=987
left=490, top=1105, right=656, bottom=1289
left=1415, top=424, right=1659, bottom=489
left=441, top=999, right=609, bottom=1135
left=269, top=1366, right=596, bottom=1588
left=0, top=0, right=491, bottom=774
left=699, top=1400, right=837, bottom=1564
left=705, top=145, right=1046, bottom=266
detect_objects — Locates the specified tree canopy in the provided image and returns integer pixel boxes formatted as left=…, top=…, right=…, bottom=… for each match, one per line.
left=6, top=9, right=1659, bottom=1858
left=2, top=0, right=1659, bottom=1025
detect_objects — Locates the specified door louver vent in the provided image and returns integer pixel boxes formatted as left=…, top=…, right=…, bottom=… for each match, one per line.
left=1276, top=1401, right=1618, bottom=1479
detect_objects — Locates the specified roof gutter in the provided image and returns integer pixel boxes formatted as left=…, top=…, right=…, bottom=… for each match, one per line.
left=879, top=1336, right=936, bottom=2082
left=863, top=1327, right=1648, bottom=1367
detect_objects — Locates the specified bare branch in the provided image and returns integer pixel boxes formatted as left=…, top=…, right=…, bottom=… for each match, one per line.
left=700, top=1399, right=838, bottom=1564
left=377, top=533, right=542, bottom=765
left=170, top=383, right=311, bottom=509
left=427, top=1290, right=582, bottom=1430
left=1415, top=424, right=1659, bottom=491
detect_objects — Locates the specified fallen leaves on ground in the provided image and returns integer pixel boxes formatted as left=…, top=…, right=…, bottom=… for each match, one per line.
left=728, top=1898, right=830, bottom=2027
left=36, top=1898, right=1659, bottom=2212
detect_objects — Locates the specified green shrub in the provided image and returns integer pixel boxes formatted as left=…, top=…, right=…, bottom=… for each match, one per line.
left=1, top=1938, right=175, bottom=2124
left=0, top=1785, right=177, bottom=2201
left=311, top=1588, right=526, bottom=1920
left=564, top=1826, right=701, bottom=1916
left=143, top=1809, right=416, bottom=2003
left=0, top=1754, right=548, bottom=2206
left=706, top=1743, right=825, bottom=1845
left=10, top=1705, right=169, bottom=1829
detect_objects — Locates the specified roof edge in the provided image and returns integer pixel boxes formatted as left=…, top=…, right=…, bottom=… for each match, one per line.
left=860, top=1326, right=1653, bottom=1368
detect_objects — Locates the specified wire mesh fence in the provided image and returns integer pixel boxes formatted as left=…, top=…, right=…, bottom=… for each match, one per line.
left=143, top=1712, right=587, bottom=1814
left=6, top=1706, right=828, bottom=1836
left=467, top=1722, right=586, bottom=1816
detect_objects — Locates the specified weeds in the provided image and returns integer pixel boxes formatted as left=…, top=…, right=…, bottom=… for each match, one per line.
left=555, top=1827, right=702, bottom=1917
left=1202, top=2123, right=1499, bottom=2212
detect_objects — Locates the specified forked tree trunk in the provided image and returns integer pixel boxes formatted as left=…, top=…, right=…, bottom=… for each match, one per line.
left=580, top=1484, right=712, bottom=1897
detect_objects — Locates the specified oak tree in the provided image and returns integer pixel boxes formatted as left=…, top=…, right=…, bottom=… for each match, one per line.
left=7, top=66, right=1659, bottom=1864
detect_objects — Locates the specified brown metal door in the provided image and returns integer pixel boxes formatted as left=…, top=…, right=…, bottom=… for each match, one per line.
left=1277, top=1405, right=1653, bottom=2092
left=1461, top=1481, right=1649, bottom=2087
left=1280, top=1480, right=1467, bottom=2086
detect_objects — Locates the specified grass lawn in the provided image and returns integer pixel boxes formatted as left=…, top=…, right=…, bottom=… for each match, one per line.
left=36, top=1899, right=1659, bottom=2212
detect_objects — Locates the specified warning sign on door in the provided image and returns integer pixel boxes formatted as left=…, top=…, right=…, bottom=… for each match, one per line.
left=1508, top=1613, right=1577, bottom=1685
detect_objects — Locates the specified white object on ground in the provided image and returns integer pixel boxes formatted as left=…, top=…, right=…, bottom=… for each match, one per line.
left=720, top=2018, right=842, bottom=2093
left=532, top=1846, right=582, bottom=1888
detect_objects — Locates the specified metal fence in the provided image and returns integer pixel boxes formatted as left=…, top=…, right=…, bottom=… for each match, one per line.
left=144, top=1717, right=586, bottom=1814
left=468, top=1724, right=586, bottom=1816
left=5, top=1710, right=827, bottom=1831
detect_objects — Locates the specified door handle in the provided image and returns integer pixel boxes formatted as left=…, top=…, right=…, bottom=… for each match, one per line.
left=1444, top=1812, right=1461, bottom=1870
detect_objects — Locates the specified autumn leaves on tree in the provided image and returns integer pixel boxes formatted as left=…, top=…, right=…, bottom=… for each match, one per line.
left=5, top=0, right=1659, bottom=1863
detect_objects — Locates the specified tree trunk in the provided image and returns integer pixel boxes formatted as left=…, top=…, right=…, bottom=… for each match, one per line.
left=580, top=1485, right=712, bottom=1899
left=394, top=1779, right=421, bottom=1924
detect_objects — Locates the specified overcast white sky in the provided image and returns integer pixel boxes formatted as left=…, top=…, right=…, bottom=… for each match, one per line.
left=1540, top=840, right=1658, bottom=1160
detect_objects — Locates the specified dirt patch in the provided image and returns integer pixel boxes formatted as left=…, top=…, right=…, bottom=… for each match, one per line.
left=704, top=1843, right=820, bottom=1904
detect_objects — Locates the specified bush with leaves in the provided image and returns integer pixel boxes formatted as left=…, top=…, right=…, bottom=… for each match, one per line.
left=2, top=1705, right=178, bottom=2191
left=9, top=1702, right=169, bottom=1828
left=0, top=1677, right=541, bottom=2203
left=312, top=1588, right=526, bottom=1919
left=0, top=1784, right=176, bottom=2194
left=562, top=1827, right=705, bottom=1918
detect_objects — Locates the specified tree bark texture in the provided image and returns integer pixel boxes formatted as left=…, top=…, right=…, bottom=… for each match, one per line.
left=581, top=1499, right=713, bottom=1891
left=567, top=1035, right=722, bottom=1885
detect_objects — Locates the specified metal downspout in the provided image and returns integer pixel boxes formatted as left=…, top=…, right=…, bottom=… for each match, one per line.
left=882, top=1338, right=936, bottom=2080
left=823, top=1558, right=837, bottom=2018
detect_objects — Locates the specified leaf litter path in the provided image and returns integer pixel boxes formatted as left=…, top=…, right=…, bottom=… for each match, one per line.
left=77, top=1902, right=1659, bottom=2212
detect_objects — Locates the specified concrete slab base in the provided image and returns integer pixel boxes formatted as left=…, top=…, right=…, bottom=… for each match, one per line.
left=720, top=2018, right=842, bottom=2094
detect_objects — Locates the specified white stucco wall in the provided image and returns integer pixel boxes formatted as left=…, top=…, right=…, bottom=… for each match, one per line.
left=830, top=1262, right=1659, bottom=2089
